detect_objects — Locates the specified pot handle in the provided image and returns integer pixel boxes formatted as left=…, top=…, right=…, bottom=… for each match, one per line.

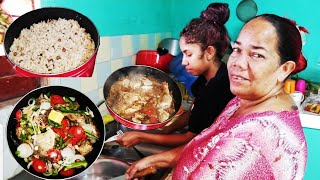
left=97, top=100, right=106, bottom=108
left=157, top=47, right=169, bottom=56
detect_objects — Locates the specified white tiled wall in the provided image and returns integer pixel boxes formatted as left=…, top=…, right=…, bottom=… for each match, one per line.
left=48, top=32, right=172, bottom=105
left=96, top=37, right=111, bottom=63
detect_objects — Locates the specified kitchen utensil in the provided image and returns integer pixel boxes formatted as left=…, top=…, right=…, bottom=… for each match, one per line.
left=290, top=91, right=305, bottom=108
left=4, top=7, right=100, bottom=77
left=136, top=50, right=173, bottom=72
left=158, top=38, right=181, bottom=56
left=105, top=134, right=119, bottom=143
left=73, top=155, right=130, bottom=180
left=157, top=47, right=169, bottom=56
left=236, top=0, right=258, bottom=22
left=103, top=65, right=182, bottom=130
left=6, top=86, right=105, bottom=179
left=105, top=130, right=124, bottom=143
left=105, top=134, right=120, bottom=143
left=109, top=174, right=126, bottom=180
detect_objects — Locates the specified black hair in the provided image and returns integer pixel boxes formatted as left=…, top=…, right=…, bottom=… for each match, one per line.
left=180, top=3, right=230, bottom=61
left=255, top=14, right=307, bottom=74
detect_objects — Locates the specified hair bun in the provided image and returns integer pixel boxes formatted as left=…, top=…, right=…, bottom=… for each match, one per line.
left=291, top=52, right=307, bottom=74
left=200, top=3, right=230, bottom=25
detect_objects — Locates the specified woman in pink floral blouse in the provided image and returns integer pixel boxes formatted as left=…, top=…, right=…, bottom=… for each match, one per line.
left=126, top=14, right=308, bottom=180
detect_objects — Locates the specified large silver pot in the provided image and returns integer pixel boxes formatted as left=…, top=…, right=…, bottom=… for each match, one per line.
left=158, top=38, right=181, bottom=56
left=73, top=155, right=129, bottom=179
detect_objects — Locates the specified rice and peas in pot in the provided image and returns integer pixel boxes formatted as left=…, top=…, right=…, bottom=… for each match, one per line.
left=8, top=18, right=95, bottom=74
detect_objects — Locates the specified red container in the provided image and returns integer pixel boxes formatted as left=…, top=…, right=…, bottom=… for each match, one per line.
left=136, top=50, right=173, bottom=72
left=7, top=53, right=98, bottom=77
left=4, top=7, right=100, bottom=77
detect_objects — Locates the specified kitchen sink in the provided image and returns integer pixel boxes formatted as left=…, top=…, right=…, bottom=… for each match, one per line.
left=104, top=121, right=173, bottom=158
left=100, top=144, right=170, bottom=180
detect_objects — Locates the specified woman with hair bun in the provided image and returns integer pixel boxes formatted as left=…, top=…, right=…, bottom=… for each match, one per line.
left=125, top=13, right=307, bottom=180
left=117, top=3, right=234, bottom=147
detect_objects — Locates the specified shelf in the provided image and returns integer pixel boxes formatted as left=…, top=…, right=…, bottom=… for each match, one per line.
left=300, top=113, right=320, bottom=130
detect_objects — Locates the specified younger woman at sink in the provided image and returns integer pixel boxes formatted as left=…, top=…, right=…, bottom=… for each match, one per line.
left=125, top=14, right=308, bottom=179
left=117, top=3, right=234, bottom=147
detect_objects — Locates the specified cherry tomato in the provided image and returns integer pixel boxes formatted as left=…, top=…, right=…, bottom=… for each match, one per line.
left=68, top=126, right=85, bottom=139
left=59, top=168, right=75, bottom=176
left=52, top=128, right=66, bottom=139
left=47, top=148, right=62, bottom=163
left=78, top=133, right=87, bottom=141
left=32, top=158, right=47, bottom=173
left=15, top=109, right=22, bottom=121
left=61, top=119, right=70, bottom=130
left=16, top=122, right=20, bottom=128
left=50, top=95, right=65, bottom=105
left=67, top=137, right=79, bottom=146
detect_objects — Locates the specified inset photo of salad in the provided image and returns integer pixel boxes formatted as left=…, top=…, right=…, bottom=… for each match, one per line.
left=7, top=86, right=105, bottom=179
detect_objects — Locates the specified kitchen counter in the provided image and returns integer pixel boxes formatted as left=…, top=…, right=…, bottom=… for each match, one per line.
left=300, top=112, right=320, bottom=130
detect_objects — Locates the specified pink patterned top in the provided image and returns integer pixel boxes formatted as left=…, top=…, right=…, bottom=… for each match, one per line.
left=173, top=97, right=307, bottom=180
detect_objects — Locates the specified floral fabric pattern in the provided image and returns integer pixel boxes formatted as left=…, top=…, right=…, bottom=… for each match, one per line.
left=173, top=97, right=307, bottom=180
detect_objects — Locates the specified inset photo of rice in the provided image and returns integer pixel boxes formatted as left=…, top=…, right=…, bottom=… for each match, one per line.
left=3, top=7, right=100, bottom=77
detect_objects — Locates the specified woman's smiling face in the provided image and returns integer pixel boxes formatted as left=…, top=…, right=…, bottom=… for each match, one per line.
left=227, top=18, right=286, bottom=100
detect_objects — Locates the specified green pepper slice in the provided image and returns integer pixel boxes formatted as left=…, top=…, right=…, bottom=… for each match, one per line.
left=48, top=119, right=62, bottom=128
left=64, top=96, right=75, bottom=110
left=59, top=107, right=84, bottom=114
left=84, top=130, right=98, bottom=140
left=64, top=160, right=88, bottom=171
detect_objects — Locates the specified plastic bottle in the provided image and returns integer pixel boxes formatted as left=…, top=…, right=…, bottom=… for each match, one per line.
left=284, top=79, right=296, bottom=94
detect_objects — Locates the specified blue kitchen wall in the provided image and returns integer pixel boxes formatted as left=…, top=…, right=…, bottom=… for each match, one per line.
left=303, top=127, right=320, bottom=180
left=171, top=0, right=320, bottom=84
left=41, top=0, right=173, bottom=36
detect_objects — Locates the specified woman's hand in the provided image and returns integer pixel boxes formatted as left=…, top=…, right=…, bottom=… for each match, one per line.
left=125, top=146, right=185, bottom=179
left=125, top=155, right=160, bottom=180
left=117, top=131, right=144, bottom=148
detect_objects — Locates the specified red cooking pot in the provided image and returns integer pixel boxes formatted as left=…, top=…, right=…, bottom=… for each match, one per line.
left=136, top=50, right=173, bottom=72
left=4, top=7, right=100, bottom=77
left=6, top=86, right=105, bottom=179
left=103, top=65, right=182, bottom=130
